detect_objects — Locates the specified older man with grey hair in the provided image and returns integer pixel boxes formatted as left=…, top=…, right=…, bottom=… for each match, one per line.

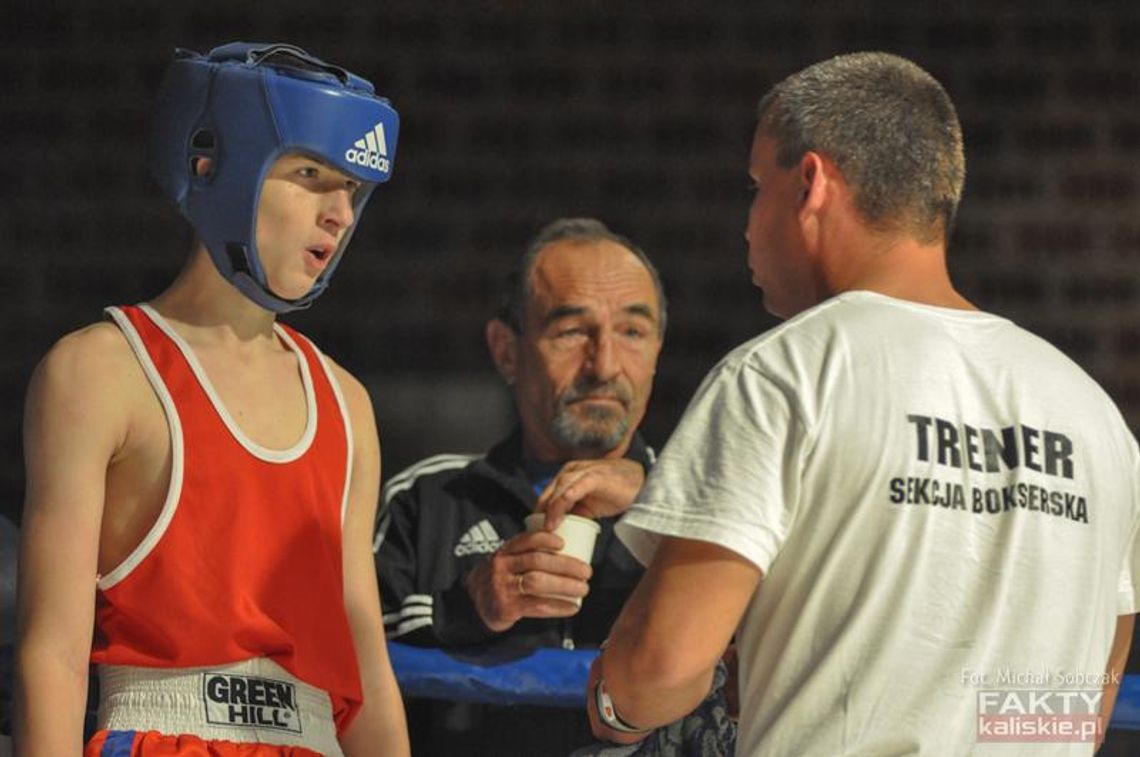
left=375, top=218, right=736, bottom=755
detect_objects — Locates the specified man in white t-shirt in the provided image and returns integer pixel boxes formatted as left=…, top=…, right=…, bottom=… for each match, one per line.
left=548, top=52, right=1140, bottom=755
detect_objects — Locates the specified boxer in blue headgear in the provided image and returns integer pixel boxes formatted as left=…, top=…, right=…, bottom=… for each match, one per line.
left=149, top=42, right=400, bottom=312
left=15, top=42, right=411, bottom=756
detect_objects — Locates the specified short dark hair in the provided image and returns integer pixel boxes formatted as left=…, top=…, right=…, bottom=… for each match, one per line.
left=757, top=52, right=965, bottom=244
left=496, top=217, right=667, bottom=336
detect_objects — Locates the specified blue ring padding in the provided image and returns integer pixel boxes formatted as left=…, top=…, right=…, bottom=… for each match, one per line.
left=388, top=642, right=1140, bottom=729
left=1113, top=677, right=1140, bottom=730
left=390, top=642, right=595, bottom=708
left=99, top=730, right=137, bottom=757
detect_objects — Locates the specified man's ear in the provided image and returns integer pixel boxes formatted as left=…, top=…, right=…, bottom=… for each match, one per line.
left=191, top=156, right=215, bottom=178
left=486, top=319, right=518, bottom=385
left=796, top=151, right=832, bottom=256
left=798, top=151, right=828, bottom=219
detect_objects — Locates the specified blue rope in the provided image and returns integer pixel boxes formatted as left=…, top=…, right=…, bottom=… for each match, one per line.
left=389, top=642, right=1140, bottom=730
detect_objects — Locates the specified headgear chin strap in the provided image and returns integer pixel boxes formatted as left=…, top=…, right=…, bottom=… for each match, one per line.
left=149, top=42, right=400, bottom=312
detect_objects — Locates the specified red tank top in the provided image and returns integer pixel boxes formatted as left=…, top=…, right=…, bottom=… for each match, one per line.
left=92, top=304, right=363, bottom=732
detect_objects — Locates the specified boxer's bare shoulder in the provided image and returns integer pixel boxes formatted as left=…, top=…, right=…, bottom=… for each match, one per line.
left=28, top=322, right=140, bottom=448
left=25, top=320, right=170, bottom=573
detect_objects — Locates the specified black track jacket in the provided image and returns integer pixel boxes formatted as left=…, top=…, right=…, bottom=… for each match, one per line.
left=373, top=429, right=652, bottom=651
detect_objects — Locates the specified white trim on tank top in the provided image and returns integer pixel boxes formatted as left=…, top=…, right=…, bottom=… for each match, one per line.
left=305, top=341, right=354, bottom=527
left=137, top=302, right=318, bottom=463
left=99, top=306, right=187, bottom=589
left=99, top=305, right=322, bottom=589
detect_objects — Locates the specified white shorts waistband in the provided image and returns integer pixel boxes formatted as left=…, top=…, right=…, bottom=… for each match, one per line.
left=96, top=657, right=343, bottom=756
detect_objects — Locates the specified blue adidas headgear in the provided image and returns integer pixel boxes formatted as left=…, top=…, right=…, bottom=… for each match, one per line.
left=149, top=42, right=400, bottom=312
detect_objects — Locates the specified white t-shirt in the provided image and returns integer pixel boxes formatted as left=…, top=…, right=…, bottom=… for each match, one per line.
left=618, top=291, right=1140, bottom=756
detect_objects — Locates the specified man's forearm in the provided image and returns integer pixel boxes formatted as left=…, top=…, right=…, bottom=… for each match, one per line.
left=602, top=634, right=717, bottom=729
left=592, top=537, right=759, bottom=732
left=598, top=572, right=718, bottom=729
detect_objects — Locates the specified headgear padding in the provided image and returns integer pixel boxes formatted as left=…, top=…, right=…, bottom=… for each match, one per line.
left=149, top=42, right=400, bottom=312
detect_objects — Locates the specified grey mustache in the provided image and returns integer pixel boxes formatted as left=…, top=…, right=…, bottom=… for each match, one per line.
left=560, top=380, right=632, bottom=406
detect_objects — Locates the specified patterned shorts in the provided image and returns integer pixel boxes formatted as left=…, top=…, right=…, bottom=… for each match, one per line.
left=86, top=730, right=325, bottom=756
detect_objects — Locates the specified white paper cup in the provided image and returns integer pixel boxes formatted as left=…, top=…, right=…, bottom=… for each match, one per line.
left=524, top=513, right=601, bottom=607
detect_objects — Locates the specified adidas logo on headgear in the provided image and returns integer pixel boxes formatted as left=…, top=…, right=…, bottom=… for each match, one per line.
left=344, top=122, right=390, bottom=172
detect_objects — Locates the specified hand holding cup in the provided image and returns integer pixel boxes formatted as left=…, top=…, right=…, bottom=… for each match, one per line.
left=524, top=513, right=600, bottom=607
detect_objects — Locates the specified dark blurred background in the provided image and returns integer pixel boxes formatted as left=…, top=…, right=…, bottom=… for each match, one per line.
left=3, top=0, right=1140, bottom=746
left=5, top=0, right=1140, bottom=512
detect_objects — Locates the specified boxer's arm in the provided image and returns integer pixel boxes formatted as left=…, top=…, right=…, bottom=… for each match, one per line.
left=332, top=366, right=410, bottom=757
left=15, top=327, right=128, bottom=756
left=591, top=536, right=760, bottom=738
